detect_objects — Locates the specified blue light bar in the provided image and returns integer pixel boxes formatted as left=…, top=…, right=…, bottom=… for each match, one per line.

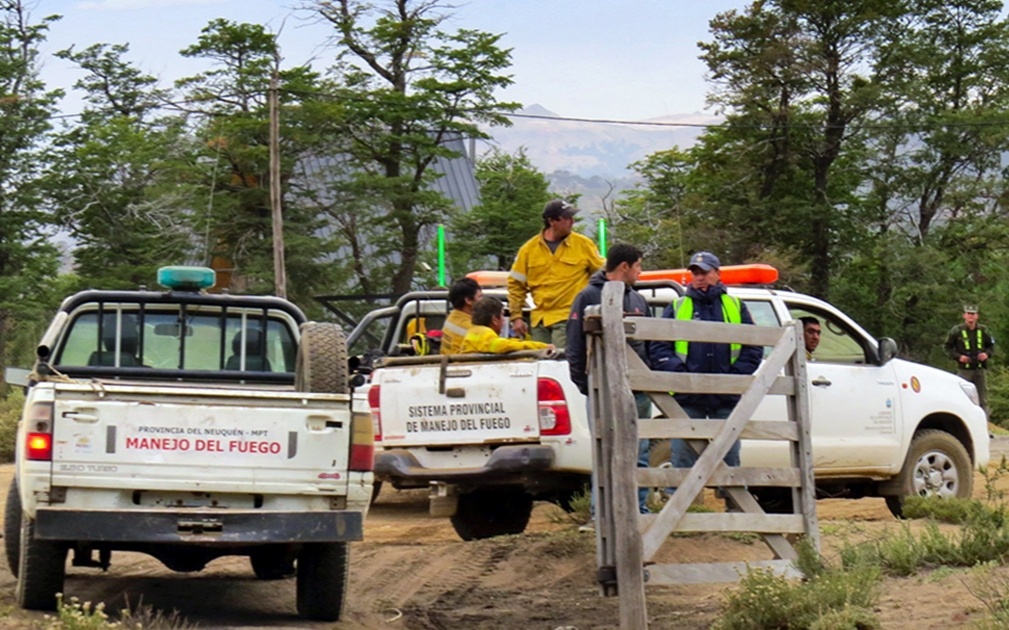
left=157, top=266, right=216, bottom=291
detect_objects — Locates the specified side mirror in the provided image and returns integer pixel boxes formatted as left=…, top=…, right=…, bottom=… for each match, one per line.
left=878, top=337, right=898, bottom=365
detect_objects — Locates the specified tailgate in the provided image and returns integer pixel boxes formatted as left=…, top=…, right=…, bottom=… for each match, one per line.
left=49, top=383, right=352, bottom=495
left=377, top=360, right=541, bottom=447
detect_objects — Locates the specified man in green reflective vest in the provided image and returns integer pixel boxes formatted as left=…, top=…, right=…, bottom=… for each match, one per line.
left=649, top=251, right=763, bottom=503
left=944, top=304, right=995, bottom=415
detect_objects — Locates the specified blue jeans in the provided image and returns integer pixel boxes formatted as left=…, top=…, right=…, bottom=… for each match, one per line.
left=671, top=404, right=740, bottom=468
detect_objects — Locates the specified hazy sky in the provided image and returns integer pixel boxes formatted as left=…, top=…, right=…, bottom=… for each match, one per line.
left=40, top=0, right=748, bottom=121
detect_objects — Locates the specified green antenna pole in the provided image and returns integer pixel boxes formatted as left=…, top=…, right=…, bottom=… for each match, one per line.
left=598, top=218, right=607, bottom=256
left=437, top=224, right=447, bottom=287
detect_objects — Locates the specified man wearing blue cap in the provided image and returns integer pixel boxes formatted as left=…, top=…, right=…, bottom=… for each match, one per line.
left=649, top=251, right=762, bottom=509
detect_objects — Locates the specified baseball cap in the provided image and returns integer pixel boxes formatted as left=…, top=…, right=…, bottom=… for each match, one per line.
left=542, top=199, right=579, bottom=220
left=688, top=251, right=721, bottom=272
left=964, top=304, right=978, bottom=314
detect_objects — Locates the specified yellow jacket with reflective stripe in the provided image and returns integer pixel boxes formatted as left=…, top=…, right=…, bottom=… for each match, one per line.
left=507, top=231, right=604, bottom=328
left=461, top=325, right=550, bottom=354
left=440, top=309, right=473, bottom=355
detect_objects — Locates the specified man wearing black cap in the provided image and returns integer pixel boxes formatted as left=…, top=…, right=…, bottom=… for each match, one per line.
left=944, top=304, right=995, bottom=414
left=649, top=251, right=762, bottom=508
left=507, top=199, right=605, bottom=348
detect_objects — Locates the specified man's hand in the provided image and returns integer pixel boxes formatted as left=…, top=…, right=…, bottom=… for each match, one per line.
left=512, top=318, right=528, bottom=338
left=960, top=355, right=970, bottom=364
left=979, top=352, right=990, bottom=362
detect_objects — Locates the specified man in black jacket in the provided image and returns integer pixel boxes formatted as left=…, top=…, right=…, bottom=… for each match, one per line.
left=649, top=251, right=763, bottom=487
left=567, top=243, right=652, bottom=518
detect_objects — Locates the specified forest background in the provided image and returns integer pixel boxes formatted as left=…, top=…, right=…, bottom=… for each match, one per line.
left=3, top=0, right=1009, bottom=420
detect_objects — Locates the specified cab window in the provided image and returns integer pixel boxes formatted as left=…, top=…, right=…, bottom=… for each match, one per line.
left=742, top=299, right=780, bottom=357
left=787, top=307, right=866, bottom=364
left=54, top=306, right=297, bottom=373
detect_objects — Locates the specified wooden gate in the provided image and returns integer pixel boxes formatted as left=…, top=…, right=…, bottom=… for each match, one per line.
left=585, top=282, right=817, bottom=629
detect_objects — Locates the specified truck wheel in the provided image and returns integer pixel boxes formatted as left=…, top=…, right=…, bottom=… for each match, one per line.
left=250, top=545, right=296, bottom=580
left=296, top=542, right=349, bottom=621
left=450, top=489, right=534, bottom=541
left=296, top=322, right=349, bottom=395
left=885, top=429, right=973, bottom=519
left=16, top=516, right=67, bottom=611
left=5, top=479, right=21, bottom=576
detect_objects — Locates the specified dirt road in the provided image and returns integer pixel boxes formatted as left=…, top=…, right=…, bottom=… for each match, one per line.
left=1, top=445, right=1008, bottom=629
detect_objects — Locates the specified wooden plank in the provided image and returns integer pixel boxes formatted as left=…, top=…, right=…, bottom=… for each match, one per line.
left=588, top=307, right=617, bottom=597
left=640, top=331, right=797, bottom=561
left=625, top=316, right=786, bottom=346
left=645, top=559, right=801, bottom=586
left=638, top=418, right=799, bottom=441
left=639, top=512, right=806, bottom=534
left=788, top=320, right=820, bottom=553
left=628, top=369, right=796, bottom=396
left=636, top=466, right=802, bottom=488
left=723, top=488, right=798, bottom=561
left=602, top=282, right=648, bottom=629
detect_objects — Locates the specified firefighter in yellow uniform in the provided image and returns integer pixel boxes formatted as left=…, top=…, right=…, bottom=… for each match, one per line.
left=507, top=199, right=604, bottom=349
left=462, top=297, right=553, bottom=354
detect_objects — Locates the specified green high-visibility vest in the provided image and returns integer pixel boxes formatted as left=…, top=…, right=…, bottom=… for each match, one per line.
left=962, top=327, right=984, bottom=367
left=673, top=294, right=743, bottom=363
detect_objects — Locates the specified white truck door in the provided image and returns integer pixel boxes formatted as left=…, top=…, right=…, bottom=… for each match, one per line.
left=790, top=306, right=902, bottom=472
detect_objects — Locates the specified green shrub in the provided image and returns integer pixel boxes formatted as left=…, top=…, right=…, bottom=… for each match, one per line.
left=45, top=594, right=196, bottom=630
left=987, top=365, right=1009, bottom=427
left=0, top=388, right=23, bottom=463
left=714, top=544, right=881, bottom=630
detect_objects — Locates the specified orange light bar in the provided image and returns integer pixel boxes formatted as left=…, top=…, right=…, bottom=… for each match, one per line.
left=466, top=270, right=510, bottom=288
left=639, top=264, right=779, bottom=286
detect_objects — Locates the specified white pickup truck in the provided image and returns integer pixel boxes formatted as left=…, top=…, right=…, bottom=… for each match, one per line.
left=5, top=267, right=372, bottom=621
left=349, top=272, right=990, bottom=539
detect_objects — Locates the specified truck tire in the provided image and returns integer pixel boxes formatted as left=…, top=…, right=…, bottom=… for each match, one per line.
left=450, top=488, right=534, bottom=541
left=885, top=429, right=973, bottom=519
left=296, top=542, right=349, bottom=621
left=5, top=479, right=21, bottom=576
left=16, top=516, right=67, bottom=611
left=250, top=545, right=296, bottom=580
left=295, top=322, right=349, bottom=395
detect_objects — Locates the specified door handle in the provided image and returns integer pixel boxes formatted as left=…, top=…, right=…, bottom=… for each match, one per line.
left=811, top=377, right=832, bottom=387
left=63, top=411, right=99, bottom=423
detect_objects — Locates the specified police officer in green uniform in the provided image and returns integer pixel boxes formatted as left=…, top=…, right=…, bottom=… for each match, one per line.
left=944, top=304, right=995, bottom=415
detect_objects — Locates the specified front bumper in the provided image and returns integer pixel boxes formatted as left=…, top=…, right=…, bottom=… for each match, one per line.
left=35, top=507, right=363, bottom=544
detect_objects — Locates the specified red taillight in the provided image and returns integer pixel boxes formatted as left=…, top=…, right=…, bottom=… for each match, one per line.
left=349, top=411, right=375, bottom=472
left=537, top=377, right=571, bottom=436
left=367, top=384, right=382, bottom=441
left=25, top=402, right=53, bottom=461
left=26, top=432, right=52, bottom=461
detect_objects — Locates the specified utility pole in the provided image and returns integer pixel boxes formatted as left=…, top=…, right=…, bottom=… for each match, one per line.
left=269, top=69, right=287, bottom=298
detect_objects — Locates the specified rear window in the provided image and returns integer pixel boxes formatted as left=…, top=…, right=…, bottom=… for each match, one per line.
left=54, top=305, right=298, bottom=374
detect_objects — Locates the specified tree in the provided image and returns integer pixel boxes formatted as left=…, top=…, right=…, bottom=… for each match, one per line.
left=697, top=0, right=903, bottom=298
left=448, top=148, right=549, bottom=273
left=0, top=1, right=62, bottom=380
left=45, top=43, right=196, bottom=289
left=305, top=0, right=519, bottom=294
left=607, top=148, right=699, bottom=270
left=176, top=19, right=335, bottom=307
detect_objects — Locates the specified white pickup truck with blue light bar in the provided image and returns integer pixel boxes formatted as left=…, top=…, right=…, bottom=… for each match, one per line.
left=350, top=267, right=990, bottom=540
left=6, top=266, right=372, bottom=622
